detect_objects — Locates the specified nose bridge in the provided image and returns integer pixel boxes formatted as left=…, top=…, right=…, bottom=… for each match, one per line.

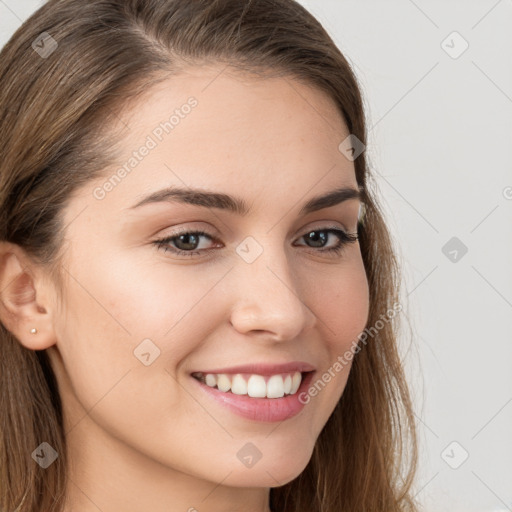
left=228, top=234, right=315, bottom=339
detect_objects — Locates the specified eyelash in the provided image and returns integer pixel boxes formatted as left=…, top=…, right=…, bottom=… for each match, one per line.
left=153, top=227, right=359, bottom=259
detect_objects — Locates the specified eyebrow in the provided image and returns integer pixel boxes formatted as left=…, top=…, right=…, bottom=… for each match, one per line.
left=128, top=185, right=361, bottom=216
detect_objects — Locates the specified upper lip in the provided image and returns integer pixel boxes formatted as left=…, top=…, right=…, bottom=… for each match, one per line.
left=191, top=361, right=316, bottom=376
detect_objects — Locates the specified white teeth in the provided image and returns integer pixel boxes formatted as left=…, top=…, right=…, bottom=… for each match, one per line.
left=205, top=374, right=217, bottom=387
left=266, top=375, right=285, bottom=398
left=290, top=372, right=301, bottom=394
left=247, top=375, right=267, bottom=398
left=216, top=374, right=231, bottom=392
left=231, top=374, right=248, bottom=395
left=194, top=371, right=304, bottom=399
left=283, top=374, right=292, bottom=394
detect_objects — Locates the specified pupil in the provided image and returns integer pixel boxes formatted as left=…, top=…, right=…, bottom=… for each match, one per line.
left=307, top=231, right=326, bottom=248
left=177, top=234, right=198, bottom=250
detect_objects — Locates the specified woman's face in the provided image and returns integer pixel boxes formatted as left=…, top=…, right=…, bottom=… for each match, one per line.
left=47, top=65, right=369, bottom=492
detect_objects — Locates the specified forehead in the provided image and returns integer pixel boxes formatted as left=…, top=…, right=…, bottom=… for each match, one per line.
left=68, top=65, right=358, bottom=223
left=118, top=63, right=350, bottom=158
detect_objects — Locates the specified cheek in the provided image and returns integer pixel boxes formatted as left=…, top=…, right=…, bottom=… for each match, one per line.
left=297, top=257, right=369, bottom=429
left=307, top=256, right=370, bottom=351
left=54, top=249, right=227, bottom=405
left=53, top=254, right=216, bottom=456
left=68, top=248, right=222, bottom=344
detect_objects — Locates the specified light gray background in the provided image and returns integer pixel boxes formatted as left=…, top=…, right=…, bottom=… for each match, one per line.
left=1, top=1, right=511, bottom=511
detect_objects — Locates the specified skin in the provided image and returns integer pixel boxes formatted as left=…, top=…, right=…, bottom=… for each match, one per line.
left=0, top=64, right=369, bottom=512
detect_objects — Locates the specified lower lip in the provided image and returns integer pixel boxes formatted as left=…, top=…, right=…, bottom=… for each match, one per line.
left=191, top=371, right=315, bottom=422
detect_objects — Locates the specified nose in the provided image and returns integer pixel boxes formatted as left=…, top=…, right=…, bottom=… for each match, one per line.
left=228, top=240, right=317, bottom=342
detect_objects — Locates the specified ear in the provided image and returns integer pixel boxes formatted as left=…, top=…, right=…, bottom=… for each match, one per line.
left=0, top=242, right=57, bottom=350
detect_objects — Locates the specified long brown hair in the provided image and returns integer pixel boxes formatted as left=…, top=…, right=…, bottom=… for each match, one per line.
left=0, top=1, right=419, bottom=510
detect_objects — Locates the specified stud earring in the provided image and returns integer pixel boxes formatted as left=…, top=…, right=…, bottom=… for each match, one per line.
left=30, top=328, right=37, bottom=334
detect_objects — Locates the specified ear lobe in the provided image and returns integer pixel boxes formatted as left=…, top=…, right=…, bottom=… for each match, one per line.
left=0, top=244, right=56, bottom=351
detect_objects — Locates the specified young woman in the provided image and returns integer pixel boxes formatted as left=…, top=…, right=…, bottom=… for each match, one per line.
left=0, top=1, right=418, bottom=511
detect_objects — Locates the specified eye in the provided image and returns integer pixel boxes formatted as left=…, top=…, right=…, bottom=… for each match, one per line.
left=152, top=227, right=359, bottom=258
left=153, top=229, right=219, bottom=257
left=294, top=227, right=359, bottom=256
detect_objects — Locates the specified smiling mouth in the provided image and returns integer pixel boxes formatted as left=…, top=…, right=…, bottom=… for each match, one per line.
left=191, top=371, right=310, bottom=399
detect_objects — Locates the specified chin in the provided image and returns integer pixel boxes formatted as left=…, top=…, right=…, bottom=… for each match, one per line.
left=268, top=454, right=312, bottom=486
left=228, top=449, right=312, bottom=488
